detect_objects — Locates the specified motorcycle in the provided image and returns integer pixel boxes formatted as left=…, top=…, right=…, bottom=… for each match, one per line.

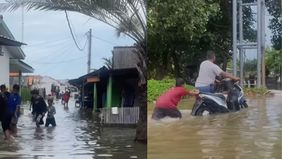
left=191, top=79, right=248, bottom=116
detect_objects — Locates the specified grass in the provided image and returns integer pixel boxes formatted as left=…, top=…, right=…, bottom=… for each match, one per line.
left=243, top=87, right=270, bottom=97
left=21, top=87, right=31, bottom=103
left=148, top=79, right=195, bottom=103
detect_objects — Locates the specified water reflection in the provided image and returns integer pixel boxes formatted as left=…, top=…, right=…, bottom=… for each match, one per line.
left=0, top=99, right=146, bottom=159
left=148, top=95, right=282, bottom=159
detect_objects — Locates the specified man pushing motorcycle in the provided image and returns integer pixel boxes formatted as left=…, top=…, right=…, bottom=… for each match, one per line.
left=195, top=50, right=240, bottom=93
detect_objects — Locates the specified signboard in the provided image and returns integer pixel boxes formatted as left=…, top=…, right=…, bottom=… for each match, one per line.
left=9, top=72, right=19, bottom=77
left=87, top=77, right=100, bottom=83
left=112, top=107, right=119, bottom=114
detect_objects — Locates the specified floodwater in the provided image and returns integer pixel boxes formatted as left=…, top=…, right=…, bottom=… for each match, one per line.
left=148, top=93, right=282, bottom=159
left=0, top=99, right=146, bottom=159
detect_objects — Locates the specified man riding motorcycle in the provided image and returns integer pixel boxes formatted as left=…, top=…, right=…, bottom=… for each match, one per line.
left=195, top=50, right=240, bottom=93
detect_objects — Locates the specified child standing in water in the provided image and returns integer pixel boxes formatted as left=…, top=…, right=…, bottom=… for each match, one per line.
left=45, top=96, right=56, bottom=127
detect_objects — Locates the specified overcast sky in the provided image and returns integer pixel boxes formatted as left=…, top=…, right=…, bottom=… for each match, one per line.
left=0, top=7, right=134, bottom=80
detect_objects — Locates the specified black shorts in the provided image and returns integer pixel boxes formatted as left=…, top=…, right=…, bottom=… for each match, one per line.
left=1, top=114, right=12, bottom=131
left=45, top=117, right=56, bottom=127
left=152, top=107, right=182, bottom=120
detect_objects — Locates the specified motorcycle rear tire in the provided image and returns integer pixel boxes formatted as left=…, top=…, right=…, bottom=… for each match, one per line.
left=243, top=102, right=248, bottom=108
left=194, top=103, right=214, bottom=116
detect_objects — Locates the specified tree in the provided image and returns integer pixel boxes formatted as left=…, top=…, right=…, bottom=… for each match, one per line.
left=1, top=0, right=147, bottom=142
left=265, top=0, right=282, bottom=50
left=102, top=57, right=112, bottom=69
left=148, top=0, right=220, bottom=79
left=266, top=48, right=282, bottom=78
left=148, top=0, right=257, bottom=82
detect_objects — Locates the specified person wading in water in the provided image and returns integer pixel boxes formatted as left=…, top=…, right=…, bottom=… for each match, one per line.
left=30, top=90, right=47, bottom=127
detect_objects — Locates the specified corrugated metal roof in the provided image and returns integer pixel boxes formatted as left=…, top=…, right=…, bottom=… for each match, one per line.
left=0, top=17, right=26, bottom=59
left=69, top=67, right=138, bottom=86
left=10, top=59, right=34, bottom=73
left=0, top=34, right=26, bottom=46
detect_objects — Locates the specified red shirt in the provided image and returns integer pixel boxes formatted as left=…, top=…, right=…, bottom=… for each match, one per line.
left=156, top=86, right=189, bottom=109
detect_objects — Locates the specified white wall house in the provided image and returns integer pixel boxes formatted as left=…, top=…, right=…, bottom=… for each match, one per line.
left=0, top=46, right=10, bottom=86
left=0, top=15, right=33, bottom=88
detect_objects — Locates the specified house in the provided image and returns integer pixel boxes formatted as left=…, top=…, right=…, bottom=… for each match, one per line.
left=69, top=46, right=141, bottom=124
left=16, top=75, right=69, bottom=98
left=112, top=46, right=139, bottom=69
left=0, top=15, right=33, bottom=89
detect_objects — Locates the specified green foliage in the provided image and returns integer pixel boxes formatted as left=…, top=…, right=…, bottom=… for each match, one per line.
left=266, top=48, right=282, bottom=76
left=265, top=0, right=282, bottom=49
left=147, top=79, right=194, bottom=102
left=148, top=0, right=220, bottom=79
left=21, top=87, right=31, bottom=103
left=244, top=87, right=269, bottom=96
left=102, top=57, right=112, bottom=69
left=244, top=59, right=257, bottom=77
left=148, top=0, right=256, bottom=80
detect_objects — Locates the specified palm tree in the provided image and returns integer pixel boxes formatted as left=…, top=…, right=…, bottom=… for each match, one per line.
left=1, top=0, right=147, bottom=142
left=1, top=0, right=146, bottom=43
left=102, top=57, right=112, bottom=69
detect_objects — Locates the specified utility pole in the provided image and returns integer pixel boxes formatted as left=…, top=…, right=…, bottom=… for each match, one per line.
left=261, top=0, right=266, bottom=87
left=239, top=0, right=244, bottom=86
left=21, top=3, right=24, bottom=43
left=232, top=0, right=265, bottom=88
left=87, top=29, right=92, bottom=73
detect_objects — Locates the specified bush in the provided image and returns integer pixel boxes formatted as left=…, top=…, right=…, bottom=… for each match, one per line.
left=147, top=79, right=195, bottom=102
left=244, top=87, right=269, bottom=97
left=21, top=87, right=31, bottom=103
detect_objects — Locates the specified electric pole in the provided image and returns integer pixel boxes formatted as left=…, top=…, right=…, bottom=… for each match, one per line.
left=21, top=3, right=24, bottom=43
left=87, top=29, right=92, bottom=73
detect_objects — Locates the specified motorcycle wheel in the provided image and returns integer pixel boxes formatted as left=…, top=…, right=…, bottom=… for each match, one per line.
left=243, top=102, right=248, bottom=108
left=195, top=103, right=214, bottom=116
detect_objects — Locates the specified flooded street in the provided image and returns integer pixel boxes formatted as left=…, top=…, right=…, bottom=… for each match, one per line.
left=148, top=93, right=282, bottom=159
left=0, top=99, right=146, bottom=159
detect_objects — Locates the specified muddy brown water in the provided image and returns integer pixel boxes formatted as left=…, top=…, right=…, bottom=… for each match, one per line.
left=148, top=94, right=282, bottom=159
left=0, top=99, right=146, bottom=159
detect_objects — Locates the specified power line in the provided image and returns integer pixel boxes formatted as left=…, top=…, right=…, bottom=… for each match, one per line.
left=27, top=37, right=72, bottom=47
left=39, top=55, right=87, bottom=75
left=91, top=35, right=119, bottom=45
left=64, top=10, right=87, bottom=51
left=26, top=41, right=74, bottom=59
left=26, top=40, right=75, bottom=61
left=31, top=55, right=87, bottom=65
left=83, top=17, right=92, bottom=25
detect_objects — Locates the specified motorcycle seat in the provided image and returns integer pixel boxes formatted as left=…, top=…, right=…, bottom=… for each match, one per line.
left=213, top=93, right=226, bottom=101
left=201, top=92, right=226, bottom=101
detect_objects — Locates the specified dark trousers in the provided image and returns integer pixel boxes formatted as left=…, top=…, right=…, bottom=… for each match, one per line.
left=35, top=113, right=44, bottom=125
left=152, top=107, right=182, bottom=120
left=45, top=117, right=56, bottom=127
left=1, top=114, right=12, bottom=131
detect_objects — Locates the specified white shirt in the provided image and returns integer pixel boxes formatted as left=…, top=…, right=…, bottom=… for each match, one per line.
left=195, top=60, right=223, bottom=87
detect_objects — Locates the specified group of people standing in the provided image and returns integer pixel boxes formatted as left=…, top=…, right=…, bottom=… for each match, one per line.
left=0, top=84, right=21, bottom=140
left=0, top=85, right=57, bottom=141
left=30, top=89, right=57, bottom=128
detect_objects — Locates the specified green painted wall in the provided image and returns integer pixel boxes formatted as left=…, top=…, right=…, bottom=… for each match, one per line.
left=93, top=83, right=97, bottom=112
left=112, top=81, right=121, bottom=107
left=106, top=76, right=112, bottom=108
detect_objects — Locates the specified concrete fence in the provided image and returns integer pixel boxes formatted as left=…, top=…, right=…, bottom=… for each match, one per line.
left=100, top=107, right=139, bottom=125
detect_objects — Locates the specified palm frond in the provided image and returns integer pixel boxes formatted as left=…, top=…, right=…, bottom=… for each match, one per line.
left=102, top=57, right=112, bottom=69
left=1, top=0, right=146, bottom=43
